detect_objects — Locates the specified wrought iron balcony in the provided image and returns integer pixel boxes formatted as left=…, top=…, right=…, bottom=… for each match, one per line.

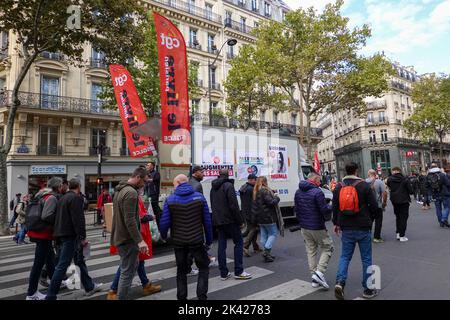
left=365, top=117, right=389, bottom=126
left=224, top=18, right=254, bottom=35
left=89, top=146, right=111, bottom=156
left=188, top=41, right=202, bottom=51
left=208, top=46, right=218, bottom=54
left=37, top=145, right=63, bottom=156
left=40, top=51, right=64, bottom=61
left=210, top=83, right=221, bottom=91
left=89, top=58, right=107, bottom=69
left=0, top=90, right=119, bottom=116
left=366, top=101, right=387, bottom=110
left=150, top=0, right=222, bottom=24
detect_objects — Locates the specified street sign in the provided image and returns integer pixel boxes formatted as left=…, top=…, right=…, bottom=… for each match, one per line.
left=30, top=165, right=66, bottom=175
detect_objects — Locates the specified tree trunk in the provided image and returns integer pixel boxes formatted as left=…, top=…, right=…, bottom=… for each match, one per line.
left=299, top=82, right=304, bottom=148
left=305, top=107, right=312, bottom=162
left=440, top=135, right=444, bottom=169
left=0, top=152, right=9, bottom=235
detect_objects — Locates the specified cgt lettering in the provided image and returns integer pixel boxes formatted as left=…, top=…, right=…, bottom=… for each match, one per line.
left=160, top=33, right=180, bottom=49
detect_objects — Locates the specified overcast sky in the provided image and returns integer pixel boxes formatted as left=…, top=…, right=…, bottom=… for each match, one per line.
left=282, top=0, right=450, bottom=75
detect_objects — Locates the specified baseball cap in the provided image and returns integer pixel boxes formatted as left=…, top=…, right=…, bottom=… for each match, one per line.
left=192, top=166, right=204, bottom=174
left=247, top=174, right=257, bottom=180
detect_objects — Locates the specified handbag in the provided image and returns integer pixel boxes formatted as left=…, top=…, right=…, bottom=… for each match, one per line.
left=149, top=220, right=161, bottom=243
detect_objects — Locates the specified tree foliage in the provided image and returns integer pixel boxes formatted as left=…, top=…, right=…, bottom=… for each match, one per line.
left=404, top=74, right=450, bottom=167
left=251, top=0, right=393, bottom=160
left=0, top=0, right=147, bottom=234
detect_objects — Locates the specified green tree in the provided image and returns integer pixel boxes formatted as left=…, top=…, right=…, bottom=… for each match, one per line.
left=253, top=0, right=392, bottom=160
left=0, top=0, right=146, bottom=235
left=224, top=44, right=288, bottom=128
left=404, top=74, right=450, bottom=168
left=99, top=13, right=200, bottom=116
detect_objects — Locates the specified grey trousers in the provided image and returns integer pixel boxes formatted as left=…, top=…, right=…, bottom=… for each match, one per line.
left=301, top=229, right=334, bottom=275
left=117, top=243, right=139, bottom=300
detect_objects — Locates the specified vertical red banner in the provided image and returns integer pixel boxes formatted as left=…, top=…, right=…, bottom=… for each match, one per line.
left=153, top=12, right=190, bottom=145
left=109, top=64, right=157, bottom=158
left=314, top=151, right=321, bottom=173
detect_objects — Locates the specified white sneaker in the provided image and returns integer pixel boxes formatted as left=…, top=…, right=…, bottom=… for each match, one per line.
left=84, top=283, right=103, bottom=296
left=187, top=268, right=199, bottom=276
left=234, top=271, right=252, bottom=280
left=396, top=233, right=400, bottom=240
left=311, top=279, right=320, bottom=288
left=312, top=271, right=329, bottom=289
left=209, top=257, right=218, bottom=267
left=26, top=291, right=46, bottom=300
left=221, top=272, right=232, bottom=281
left=400, top=237, right=408, bottom=242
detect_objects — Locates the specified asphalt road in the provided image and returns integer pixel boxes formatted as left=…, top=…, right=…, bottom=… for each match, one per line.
left=0, top=200, right=448, bottom=300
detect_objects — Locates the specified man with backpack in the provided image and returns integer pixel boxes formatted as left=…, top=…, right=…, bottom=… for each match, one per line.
left=387, top=167, right=414, bottom=241
left=366, top=169, right=388, bottom=243
left=25, top=177, right=63, bottom=300
left=427, top=163, right=450, bottom=228
left=9, top=193, right=22, bottom=228
left=332, top=162, right=378, bottom=300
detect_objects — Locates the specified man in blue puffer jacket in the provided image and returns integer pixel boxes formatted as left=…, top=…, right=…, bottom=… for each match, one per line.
left=295, top=172, right=334, bottom=290
left=159, top=174, right=213, bottom=300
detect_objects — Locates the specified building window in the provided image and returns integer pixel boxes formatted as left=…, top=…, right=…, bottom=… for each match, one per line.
left=191, top=99, right=200, bottom=114
left=0, top=77, right=5, bottom=90
left=188, top=0, right=195, bottom=13
left=254, top=21, right=259, bottom=28
left=0, top=126, right=3, bottom=146
left=367, top=112, right=373, bottom=123
left=238, top=0, right=246, bottom=6
left=205, top=3, right=213, bottom=20
left=92, top=128, right=107, bottom=147
left=225, top=11, right=232, bottom=26
left=189, top=28, right=198, bottom=47
left=227, top=42, right=234, bottom=58
left=91, top=83, right=103, bottom=113
left=381, top=129, right=388, bottom=142
left=291, top=114, right=297, bottom=126
left=209, top=66, right=216, bottom=86
left=121, top=131, right=129, bottom=156
left=210, top=101, right=218, bottom=109
left=282, top=10, right=287, bottom=21
left=207, top=34, right=216, bottom=53
left=273, top=111, right=278, bottom=123
left=369, top=130, right=376, bottom=143
left=40, top=76, right=60, bottom=109
left=91, top=47, right=105, bottom=67
left=39, top=125, right=59, bottom=155
left=264, top=2, right=271, bottom=17
left=379, top=111, right=385, bottom=122
left=240, top=16, right=247, bottom=32
left=260, top=110, right=266, bottom=122
left=0, top=31, right=8, bottom=50
left=251, top=0, right=259, bottom=11
left=371, top=150, right=391, bottom=176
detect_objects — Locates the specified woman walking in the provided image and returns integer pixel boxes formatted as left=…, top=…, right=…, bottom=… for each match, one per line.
left=251, top=177, right=281, bottom=262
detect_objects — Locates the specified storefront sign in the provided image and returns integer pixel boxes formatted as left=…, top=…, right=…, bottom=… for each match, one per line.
left=406, top=151, right=414, bottom=157
left=30, top=165, right=66, bottom=175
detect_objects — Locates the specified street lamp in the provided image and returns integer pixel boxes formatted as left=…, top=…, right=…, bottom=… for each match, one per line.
left=208, top=38, right=237, bottom=126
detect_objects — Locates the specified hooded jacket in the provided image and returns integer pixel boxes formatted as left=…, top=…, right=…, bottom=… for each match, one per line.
left=332, top=176, right=378, bottom=231
left=188, top=176, right=203, bottom=194
left=252, top=187, right=280, bottom=225
left=53, top=191, right=86, bottom=240
left=295, top=180, right=331, bottom=230
left=210, top=177, right=243, bottom=227
left=160, top=182, right=213, bottom=246
left=27, top=188, right=59, bottom=241
left=111, top=181, right=142, bottom=247
left=239, top=182, right=254, bottom=221
left=427, top=168, right=450, bottom=197
left=387, top=173, right=413, bottom=204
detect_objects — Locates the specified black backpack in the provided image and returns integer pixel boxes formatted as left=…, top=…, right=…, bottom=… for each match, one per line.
left=25, top=197, right=47, bottom=231
left=429, top=173, right=442, bottom=193
left=9, top=199, right=15, bottom=211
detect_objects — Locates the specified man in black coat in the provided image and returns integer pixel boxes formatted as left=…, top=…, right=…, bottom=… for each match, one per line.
left=45, top=179, right=102, bottom=300
left=145, top=162, right=161, bottom=225
left=387, top=167, right=414, bottom=242
left=210, top=169, right=252, bottom=280
left=240, top=174, right=261, bottom=257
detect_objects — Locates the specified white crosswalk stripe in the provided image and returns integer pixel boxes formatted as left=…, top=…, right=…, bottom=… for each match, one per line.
left=240, top=279, right=318, bottom=300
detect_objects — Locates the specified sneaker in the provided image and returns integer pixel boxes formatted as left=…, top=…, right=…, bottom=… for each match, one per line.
left=234, top=271, right=252, bottom=280
left=220, top=272, right=232, bottom=281
left=399, top=237, right=408, bottom=242
left=311, top=279, right=320, bottom=288
left=106, top=290, right=117, bottom=300
left=209, top=257, right=218, bottom=267
left=39, top=278, right=49, bottom=288
left=85, top=283, right=103, bottom=296
left=243, top=248, right=251, bottom=257
left=396, top=233, right=400, bottom=241
left=362, top=288, right=379, bottom=299
left=440, top=222, right=445, bottom=228
left=187, top=268, right=199, bottom=276
left=312, top=271, right=329, bottom=289
left=142, top=283, right=162, bottom=296
left=26, top=291, right=46, bottom=300
left=444, top=221, right=450, bottom=228
left=373, top=238, right=384, bottom=243
left=335, top=282, right=345, bottom=300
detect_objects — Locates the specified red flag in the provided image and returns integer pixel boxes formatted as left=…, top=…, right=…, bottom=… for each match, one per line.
left=109, top=64, right=157, bottom=158
left=314, top=151, right=321, bottom=173
left=153, top=12, right=190, bottom=145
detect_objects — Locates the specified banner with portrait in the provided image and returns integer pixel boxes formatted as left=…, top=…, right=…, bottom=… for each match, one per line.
left=269, top=145, right=288, bottom=181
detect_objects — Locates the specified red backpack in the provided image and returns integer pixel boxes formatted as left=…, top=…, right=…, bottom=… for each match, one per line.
left=338, top=181, right=364, bottom=216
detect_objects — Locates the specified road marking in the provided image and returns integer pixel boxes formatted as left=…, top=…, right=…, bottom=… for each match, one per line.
left=240, top=279, right=318, bottom=300
left=138, top=266, right=274, bottom=300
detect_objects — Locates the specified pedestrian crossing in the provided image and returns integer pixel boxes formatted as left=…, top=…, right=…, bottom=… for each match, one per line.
left=0, top=229, right=332, bottom=301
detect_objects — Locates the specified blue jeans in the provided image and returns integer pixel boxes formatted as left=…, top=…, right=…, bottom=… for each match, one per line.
left=17, top=224, right=27, bottom=242
left=336, top=230, right=372, bottom=289
left=217, top=224, right=244, bottom=278
left=259, top=223, right=278, bottom=250
left=27, top=239, right=55, bottom=296
left=435, top=196, right=450, bottom=223
left=111, top=260, right=149, bottom=291
left=46, top=237, right=95, bottom=300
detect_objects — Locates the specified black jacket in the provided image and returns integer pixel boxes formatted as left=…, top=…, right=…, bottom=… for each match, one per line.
left=145, top=170, right=161, bottom=199
left=53, top=191, right=86, bottom=240
left=188, top=176, right=203, bottom=194
left=210, top=177, right=243, bottom=227
left=387, top=173, right=413, bottom=204
left=332, top=177, right=378, bottom=231
left=418, top=175, right=429, bottom=194
left=239, top=182, right=254, bottom=221
left=251, top=188, right=280, bottom=225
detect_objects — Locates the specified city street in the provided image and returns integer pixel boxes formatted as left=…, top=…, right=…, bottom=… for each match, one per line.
left=1, top=200, right=449, bottom=300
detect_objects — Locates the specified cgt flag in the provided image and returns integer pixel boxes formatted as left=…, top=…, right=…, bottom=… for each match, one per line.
left=109, top=64, right=157, bottom=157
left=153, top=11, right=190, bottom=145
left=314, top=151, right=321, bottom=173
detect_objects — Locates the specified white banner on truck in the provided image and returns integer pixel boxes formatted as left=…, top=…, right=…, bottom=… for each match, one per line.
left=237, top=152, right=269, bottom=180
left=269, top=145, right=288, bottom=181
